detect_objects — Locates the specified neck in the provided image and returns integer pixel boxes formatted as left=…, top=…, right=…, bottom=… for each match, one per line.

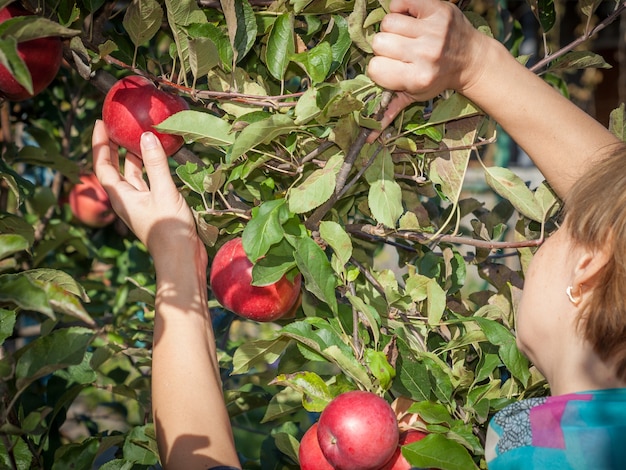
left=546, top=341, right=626, bottom=395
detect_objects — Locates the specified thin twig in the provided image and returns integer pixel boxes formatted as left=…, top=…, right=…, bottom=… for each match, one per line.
left=530, top=1, right=626, bottom=74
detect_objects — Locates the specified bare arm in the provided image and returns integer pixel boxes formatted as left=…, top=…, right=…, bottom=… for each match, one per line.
left=367, top=0, right=620, bottom=198
left=92, top=120, right=240, bottom=469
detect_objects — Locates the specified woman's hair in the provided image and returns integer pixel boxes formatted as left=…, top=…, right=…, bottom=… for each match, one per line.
left=564, top=142, right=626, bottom=382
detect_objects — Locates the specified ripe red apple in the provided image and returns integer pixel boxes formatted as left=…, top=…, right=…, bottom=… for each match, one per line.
left=102, top=75, right=188, bottom=157
left=69, top=174, right=116, bottom=228
left=209, top=238, right=301, bottom=322
left=317, top=391, right=399, bottom=470
left=380, top=430, right=429, bottom=470
left=0, top=4, right=63, bottom=101
left=299, top=423, right=334, bottom=470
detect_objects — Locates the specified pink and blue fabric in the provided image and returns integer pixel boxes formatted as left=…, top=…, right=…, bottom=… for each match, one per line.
left=485, top=388, right=626, bottom=469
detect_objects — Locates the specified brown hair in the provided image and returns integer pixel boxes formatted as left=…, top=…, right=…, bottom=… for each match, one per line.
left=564, top=142, right=626, bottom=381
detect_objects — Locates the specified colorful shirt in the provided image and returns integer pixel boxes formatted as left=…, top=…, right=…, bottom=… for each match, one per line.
left=486, top=388, right=626, bottom=469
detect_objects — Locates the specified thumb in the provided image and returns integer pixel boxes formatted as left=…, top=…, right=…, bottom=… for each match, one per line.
left=366, top=92, right=418, bottom=143
left=140, top=132, right=178, bottom=197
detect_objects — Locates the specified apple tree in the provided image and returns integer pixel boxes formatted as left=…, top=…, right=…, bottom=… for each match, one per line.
left=0, top=0, right=624, bottom=468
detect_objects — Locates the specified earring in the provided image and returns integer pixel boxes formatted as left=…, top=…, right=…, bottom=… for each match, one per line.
left=566, top=285, right=582, bottom=306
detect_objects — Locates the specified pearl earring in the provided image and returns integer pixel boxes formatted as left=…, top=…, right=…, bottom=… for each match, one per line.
left=566, top=285, right=582, bottom=306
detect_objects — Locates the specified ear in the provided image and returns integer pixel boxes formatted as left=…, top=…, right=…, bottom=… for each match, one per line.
left=571, top=241, right=612, bottom=289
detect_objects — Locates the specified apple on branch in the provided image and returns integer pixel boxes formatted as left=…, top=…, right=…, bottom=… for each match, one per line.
left=69, top=173, right=116, bottom=228
left=209, top=237, right=302, bottom=322
left=316, top=390, right=399, bottom=470
left=299, top=422, right=334, bottom=470
left=0, top=4, right=63, bottom=101
left=102, top=75, right=188, bottom=157
left=380, top=430, right=430, bottom=470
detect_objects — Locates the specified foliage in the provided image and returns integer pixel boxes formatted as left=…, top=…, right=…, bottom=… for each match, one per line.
left=0, top=0, right=623, bottom=468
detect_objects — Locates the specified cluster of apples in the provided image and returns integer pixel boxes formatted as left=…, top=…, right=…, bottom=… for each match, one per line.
left=299, top=391, right=429, bottom=470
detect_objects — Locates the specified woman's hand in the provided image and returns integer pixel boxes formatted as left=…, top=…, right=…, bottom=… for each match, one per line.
left=367, top=0, right=487, bottom=140
left=92, top=120, right=206, bottom=268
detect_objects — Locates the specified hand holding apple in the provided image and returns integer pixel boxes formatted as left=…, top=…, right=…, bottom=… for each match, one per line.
left=0, top=4, right=63, bottom=101
left=209, top=238, right=301, bottom=322
left=102, top=75, right=188, bottom=157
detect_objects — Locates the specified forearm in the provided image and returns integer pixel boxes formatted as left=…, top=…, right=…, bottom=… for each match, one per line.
left=152, top=248, right=240, bottom=469
left=461, top=35, right=620, bottom=198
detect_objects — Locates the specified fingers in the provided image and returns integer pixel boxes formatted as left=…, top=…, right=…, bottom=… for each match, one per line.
left=93, top=120, right=122, bottom=187
left=366, top=92, right=418, bottom=143
left=139, top=132, right=179, bottom=199
left=389, top=0, right=442, bottom=18
left=124, top=152, right=150, bottom=192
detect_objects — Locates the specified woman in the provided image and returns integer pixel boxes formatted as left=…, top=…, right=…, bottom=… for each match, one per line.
left=93, top=0, right=626, bottom=467
left=367, top=0, right=626, bottom=467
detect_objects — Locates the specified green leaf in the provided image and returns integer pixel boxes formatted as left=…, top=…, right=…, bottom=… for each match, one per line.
left=266, top=13, right=295, bottom=81
left=368, top=178, right=404, bottom=228
left=403, top=433, right=479, bottom=470
left=0, top=273, right=54, bottom=318
left=251, top=242, right=297, bottom=286
left=156, top=110, right=234, bottom=147
left=609, top=104, right=626, bottom=141
left=407, top=401, right=453, bottom=425
left=326, top=15, right=351, bottom=75
left=430, top=116, right=480, bottom=204
left=0, top=308, right=16, bottom=345
left=23, top=268, right=89, bottom=302
left=0, top=37, right=32, bottom=94
left=292, top=41, right=332, bottom=84
left=232, top=337, right=290, bottom=375
left=274, top=432, right=300, bottom=463
left=165, top=0, right=207, bottom=76
left=270, top=371, right=333, bottom=412
left=319, top=220, right=352, bottom=268
left=425, top=278, right=446, bottom=326
left=293, top=237, right=338, bottom=314
left=220, top=0, right=257, bottom=64
left=52, top=438, right=99, bottom=470
left=177, top=162, right=209, bottom=194
left=242, top=199, right=289, bottom=261
left=363, top=349, right=395, bottom=390
left=230, top=114, right=297, bottom=161
left=347, top=0, right=372, bottom=53
left=0, top=15, right=80, bottom=41
left=533, top=0, right=556, bottom=33
left=15, top=327, right=93, bottom=391
left=580, top=0, right=603, bottom=17
left=189, top=37, right=220, bottom=81
left=122, top=425, right=159, bottom=465
left=288, top=153, right=343, bottom=214
left=0, top=233, right=29, bottom=261
left=483, top=167, right=543, bottom=222
left=473, top=316, right=530, bottom=385
left=123, top=0, right=163, bottom=47
left=547, top=50, right=611, bottom=73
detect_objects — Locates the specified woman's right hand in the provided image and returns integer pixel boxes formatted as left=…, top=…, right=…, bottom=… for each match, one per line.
left=92, top=119, right=206, bottom=270
left=367, top=0, right=488, bottom=139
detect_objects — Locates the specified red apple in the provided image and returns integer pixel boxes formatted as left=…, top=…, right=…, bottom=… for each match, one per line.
left=317, top=391, right=399, bottom=470
left=102, top=75, right=188, bottom=157
left=0, top=4, right=63, bottom=101
left=209, top=238, right=301, bottom=322
left=380, top=430, right=429, bottom=470
left=299, top=423, right=334, bottom=470
left=69, top=174, right=116, bottom=228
